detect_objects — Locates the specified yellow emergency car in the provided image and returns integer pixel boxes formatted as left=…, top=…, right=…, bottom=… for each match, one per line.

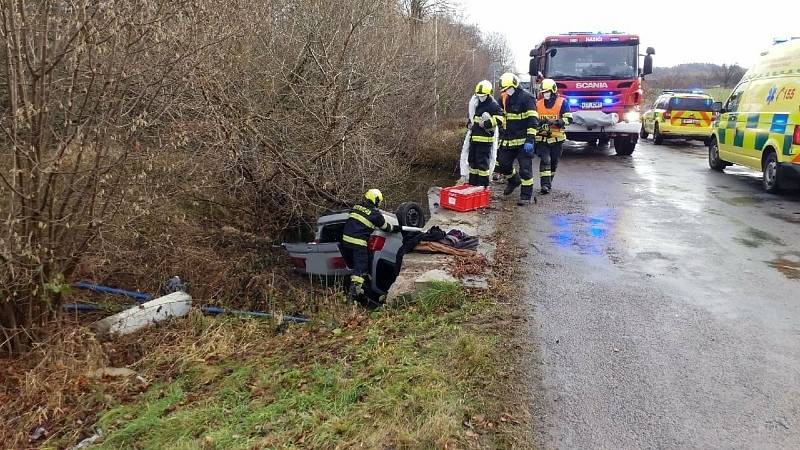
left=708, top=39, right=800, bottom=193
left=641, top=90, right=715, bottom=145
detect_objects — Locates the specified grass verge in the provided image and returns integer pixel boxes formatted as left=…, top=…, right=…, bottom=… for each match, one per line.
left=61, top=283, right=521, bottom=449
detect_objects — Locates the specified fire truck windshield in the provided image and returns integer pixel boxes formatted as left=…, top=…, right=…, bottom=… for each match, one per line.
left=545, top=45, right=638, bottom=80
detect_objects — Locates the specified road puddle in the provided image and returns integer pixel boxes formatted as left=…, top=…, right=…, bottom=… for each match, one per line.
left=735, top=227, right=784, bottom=248
left=549, top=209, right=615, bottom=257
left=768, top=252, right=800, bottom=280
left=720, top=196, right=763, bottom=206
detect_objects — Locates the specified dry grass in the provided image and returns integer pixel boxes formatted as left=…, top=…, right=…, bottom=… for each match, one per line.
left=0, top=205, right=533, bottom=449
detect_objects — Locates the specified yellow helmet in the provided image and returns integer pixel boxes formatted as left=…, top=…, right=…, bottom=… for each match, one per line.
left=475, top=80, right=493, bottom=95
left=364, top=188, right=383, bottom=207
left=541, top=78, right=557, bottom=94
left=499, top=72, right=519, bottom=91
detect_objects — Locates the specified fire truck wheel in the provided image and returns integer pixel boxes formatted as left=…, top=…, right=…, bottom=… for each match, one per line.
left=614, top=136, right=637, bottom=156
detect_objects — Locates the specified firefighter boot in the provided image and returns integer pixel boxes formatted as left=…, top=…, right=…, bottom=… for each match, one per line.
left=503, top=173, right=521, bottom=196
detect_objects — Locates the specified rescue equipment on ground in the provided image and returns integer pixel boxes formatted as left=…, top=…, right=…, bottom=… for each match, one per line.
left=440, top=185, right=491, bottom=212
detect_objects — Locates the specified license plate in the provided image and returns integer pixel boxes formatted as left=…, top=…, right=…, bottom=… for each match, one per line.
left=581, top=102, right=602, bottom=109
left=682, top=118, right=697, bottom=124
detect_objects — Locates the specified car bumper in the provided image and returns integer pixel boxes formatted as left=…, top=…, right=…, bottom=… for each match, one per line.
left=566, top=121, right=641, bottom=137
left=660, top=124, right=712, bottom=138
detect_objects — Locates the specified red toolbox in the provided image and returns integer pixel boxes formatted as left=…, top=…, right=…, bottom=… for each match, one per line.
left=440, top=184, right=491, bottom=212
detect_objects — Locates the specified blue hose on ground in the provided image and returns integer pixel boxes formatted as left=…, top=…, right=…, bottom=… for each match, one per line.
left=201, top=306, right=310, bottom=324
left=73, top=281, right=153, bottom=302
left=63, top=303, right=104, bottom=312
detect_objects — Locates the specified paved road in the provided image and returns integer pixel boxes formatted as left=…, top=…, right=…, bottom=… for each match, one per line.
left=521, top=138, right=800, bottom=449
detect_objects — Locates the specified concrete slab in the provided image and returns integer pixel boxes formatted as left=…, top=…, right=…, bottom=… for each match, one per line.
left=91, top=291, right=192, bottom=337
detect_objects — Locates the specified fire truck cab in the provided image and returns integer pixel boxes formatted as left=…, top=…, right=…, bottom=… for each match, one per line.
left=529, top=32, right=655, bottom=155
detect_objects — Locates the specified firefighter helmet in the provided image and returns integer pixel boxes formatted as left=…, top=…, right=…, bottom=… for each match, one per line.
left=499, top=72, right=520, bottom=91
left=475, top=80, right=493, bottom=95
left=541, top=78, right=558, bottom=94
left=364, top=188, right=383, bottom=207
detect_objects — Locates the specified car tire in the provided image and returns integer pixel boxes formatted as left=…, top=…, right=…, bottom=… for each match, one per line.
left=653, top=123, right=663, bottom=145
left=708, top=137, right=727, bottom=172
left=395, top=202, right=426, bottom=228
left=763, top=151, right=781, bottom=193
left=640, top=125, right=648, bottom=139
left=614, top=135, right=637, bottom=156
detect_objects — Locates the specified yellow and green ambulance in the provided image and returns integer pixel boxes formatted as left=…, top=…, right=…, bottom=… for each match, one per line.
left=708, top=39, right=800, bottom=192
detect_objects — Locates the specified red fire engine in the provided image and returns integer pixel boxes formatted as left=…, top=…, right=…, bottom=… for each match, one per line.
left=529, top=32, right=655, bottom=155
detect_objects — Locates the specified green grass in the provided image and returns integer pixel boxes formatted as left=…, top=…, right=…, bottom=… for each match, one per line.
left=86, top=282, right=518, bottom=449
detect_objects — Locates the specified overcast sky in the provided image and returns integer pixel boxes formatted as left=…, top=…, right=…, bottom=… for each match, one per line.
left=456, top=0, right=797, bottom=71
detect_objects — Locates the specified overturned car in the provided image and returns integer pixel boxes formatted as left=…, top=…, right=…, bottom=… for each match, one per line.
left=282, top=202, right=427, bottom=300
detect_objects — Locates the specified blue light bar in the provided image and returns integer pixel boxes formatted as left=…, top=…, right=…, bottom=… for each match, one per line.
left=603, top=97, right=613, bottom=105
left=568, top=97, right=579, bottom=106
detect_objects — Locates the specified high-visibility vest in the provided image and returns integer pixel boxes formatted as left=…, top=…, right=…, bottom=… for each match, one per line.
left=536, top=96, right=566, bottom=143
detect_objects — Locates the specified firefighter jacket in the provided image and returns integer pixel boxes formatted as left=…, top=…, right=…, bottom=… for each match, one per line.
left=499, top=88, right=538, bottom=148
left=535, top=95, right=574, bottom=143
left=341, top=201, right=391, bottom=248
left=470, top=97, right=505, bottom=144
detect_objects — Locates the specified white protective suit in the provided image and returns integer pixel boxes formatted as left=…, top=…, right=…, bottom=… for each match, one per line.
left=459, top=95, right=499, bottom=183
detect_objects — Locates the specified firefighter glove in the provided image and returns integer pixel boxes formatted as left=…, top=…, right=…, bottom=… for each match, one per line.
left=523, top=141, right=534, bottom=155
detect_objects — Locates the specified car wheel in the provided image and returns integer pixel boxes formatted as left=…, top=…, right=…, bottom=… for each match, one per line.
left=763, top=151, right=781, bottom=193
left=653, top=123, right=663, bottom=145
left=395, top=202, right=426, bottom=228
left=640, top=124, right=648, bottom=139
left=708, top=137, right=726, bottom=172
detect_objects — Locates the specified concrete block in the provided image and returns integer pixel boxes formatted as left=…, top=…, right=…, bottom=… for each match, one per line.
left=91, top=291, right=192, bottom=337
left=414, top=269, right=457, bottom=290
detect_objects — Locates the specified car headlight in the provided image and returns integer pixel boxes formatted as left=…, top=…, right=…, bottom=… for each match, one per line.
left=624, top=111, right=641, bottom=123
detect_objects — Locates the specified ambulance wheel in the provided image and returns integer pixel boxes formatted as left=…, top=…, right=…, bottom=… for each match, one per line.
left=639, top=125, right=648, bottom=139
left=762, top=150, right=781, bottom=194
left=708, top=137, right=727, bottom=172
left=653, top=124, right=664, bottom=145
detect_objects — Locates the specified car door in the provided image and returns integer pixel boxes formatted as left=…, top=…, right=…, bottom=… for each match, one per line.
left=644, top=97, right=663, bottom=133
left=716, top=82, right=750, bottom=165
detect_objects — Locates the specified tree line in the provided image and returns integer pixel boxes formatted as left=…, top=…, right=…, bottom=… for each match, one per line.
left=0, top=0, right=513, bottom=354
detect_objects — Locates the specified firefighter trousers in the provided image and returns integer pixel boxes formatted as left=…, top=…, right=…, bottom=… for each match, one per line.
left=537, top=141, right=563, bottom=189
left=339, top=243, right=370, bottom=287
left=467, top=142, right=491, bottom=187
left=496, top=145, right=534, bottom=200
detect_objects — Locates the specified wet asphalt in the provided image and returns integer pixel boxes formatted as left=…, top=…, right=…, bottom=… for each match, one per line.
left=519, top=138, right=800, bottom=449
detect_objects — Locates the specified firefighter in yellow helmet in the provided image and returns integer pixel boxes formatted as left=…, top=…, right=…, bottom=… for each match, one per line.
left=339, top=189, right=400, bottom=300
left=468, top=80, right=505, bottom=187
left=497, top=72, right=539, bottom=206
left=535, top=79, right=573, bottom=194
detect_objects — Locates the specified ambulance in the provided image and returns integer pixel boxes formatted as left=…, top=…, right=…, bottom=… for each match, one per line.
left=641, top=90, right=715, bottom=145
left=708, top=39, right=800, bottom=192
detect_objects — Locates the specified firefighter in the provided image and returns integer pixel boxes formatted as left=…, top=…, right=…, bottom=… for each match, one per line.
left=496, top=72, right=539, bottom=206
left=535, top=79, right=573, bottom=194
left=339, top=189, right=400, bottom=299
left=468, top=80, right=505, bottom=187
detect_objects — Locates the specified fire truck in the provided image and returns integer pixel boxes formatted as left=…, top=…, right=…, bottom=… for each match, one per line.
left=529, top=32, right=655, bottom=155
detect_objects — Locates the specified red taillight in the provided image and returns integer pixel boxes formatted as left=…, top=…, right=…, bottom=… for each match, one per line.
left=367, top=235, right=386, bottom=252
left=793, top=126, right=800, bottom=145
left=290, top=257, right=306, bottom=269
left=328, top=257, right=347, bottom=270
left=663, top=110, right=671, bottom=120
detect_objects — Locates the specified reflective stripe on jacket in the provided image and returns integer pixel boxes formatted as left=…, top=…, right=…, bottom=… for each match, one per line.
left=341, top=202, right=390, bottom=247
